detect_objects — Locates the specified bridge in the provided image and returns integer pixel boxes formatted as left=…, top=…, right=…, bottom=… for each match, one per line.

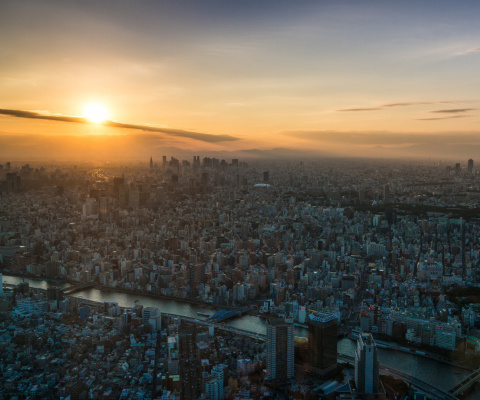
left=450, top=367, right=480, bottom=398
left=63, top=282, right=95, bottom=294
left=208, top=307, right=250, bottom=322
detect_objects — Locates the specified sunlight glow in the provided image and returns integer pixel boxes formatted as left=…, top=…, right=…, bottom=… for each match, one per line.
left=83, top=103, right=109, bottom=123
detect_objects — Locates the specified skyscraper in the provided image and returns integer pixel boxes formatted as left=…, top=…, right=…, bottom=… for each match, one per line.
left=179, top=323, right=200, bottom=400
left=266, top=317, right=295, bottom=382
left=383, top=184, right=391, bottom=204
left=468, top=158, right=474, bottom=173
left=307, top=312, right=338, bottom=377
left=355, top=333, right=380, bottom=397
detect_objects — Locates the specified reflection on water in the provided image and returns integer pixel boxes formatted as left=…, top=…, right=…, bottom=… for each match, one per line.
left=3, top=276, right=473, bottom=394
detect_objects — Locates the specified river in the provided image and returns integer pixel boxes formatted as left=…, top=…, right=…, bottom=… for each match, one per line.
left=4, top=275, right=478, bottom=397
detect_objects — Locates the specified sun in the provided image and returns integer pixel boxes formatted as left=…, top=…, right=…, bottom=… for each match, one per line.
left=83, top=103, right=109, bottom=123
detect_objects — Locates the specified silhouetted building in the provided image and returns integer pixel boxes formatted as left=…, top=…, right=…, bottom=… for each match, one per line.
left=5, top=172, right=20, bottom=193
left=263, top=171, right=269, bottom=183
left=150, top=156, right=153, bottom=168
left=383, top=184, right=391, bottom=204
left=455, top=163, right=461, bottom=175
left=468, top=158, right=474, bottom=173
left=307, top=312, right=338, bottom=377
left=266, top=317, right=294, bottom=382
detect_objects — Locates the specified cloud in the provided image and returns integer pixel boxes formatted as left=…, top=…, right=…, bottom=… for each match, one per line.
left=417, top=115, right=469, bottom=121
left=458, top=47, right=480, bottom=56
left=335, top=101, right=453, bottom=112
left=282, top=130, right=480, bottom=146
left=0, top=108, right=239, bottom=143
left=429, top=108, right=475, bottom=114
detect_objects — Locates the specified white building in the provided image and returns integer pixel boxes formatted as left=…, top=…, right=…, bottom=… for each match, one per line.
left=355, top=333, right=380, bottom=395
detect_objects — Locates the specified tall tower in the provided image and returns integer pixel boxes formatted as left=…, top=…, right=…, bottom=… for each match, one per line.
left=266, top=317, right=295, bottom=382
left=150, top=156, right=153, bottom=168
left=307, top=312, right=338, bottom=377
left=468, top=158, right=474, bottom=173
left=179, top=323, right=200, bottom=400
left=355, top=333, right=380, bottom=396
left=383, top=184, right=391, bottom=204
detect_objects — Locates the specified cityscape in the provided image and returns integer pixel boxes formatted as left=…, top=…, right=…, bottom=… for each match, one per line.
left=1, top=156, right=480, bottom=399
left=2, top=0, right=480, bottom=399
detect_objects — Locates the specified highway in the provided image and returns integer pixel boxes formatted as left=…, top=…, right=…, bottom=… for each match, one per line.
left=337, top=354, right=458, bottom=400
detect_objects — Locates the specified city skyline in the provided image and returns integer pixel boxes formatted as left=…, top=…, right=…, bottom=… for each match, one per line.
left=1, top=0, right=480, bottom=160
left=2, top=156, right=480, bottom=398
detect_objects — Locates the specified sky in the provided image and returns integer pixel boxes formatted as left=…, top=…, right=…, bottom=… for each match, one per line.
left=1, top=0, right=480, bottom=160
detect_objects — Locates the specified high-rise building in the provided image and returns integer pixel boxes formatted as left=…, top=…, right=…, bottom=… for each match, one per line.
left=307, top=312, right=338, bottom=377
left=383, top=184, right=391, bottom=204
left=266, top=317, right=295, bottom=382
left=142, top=307, right=161, bottom=331
left=179, top=323, right=200, bottom=400
left=204, top=364, right=225, bottom=400
left=150, top=156, right=153, bottom=168
left=355, top=333, right=380, bottom=396
left=455, top=163, right=461, bottom=175
left=263, top=171, right=269, bottom=182
left=468, top=158, right=474, bottom=173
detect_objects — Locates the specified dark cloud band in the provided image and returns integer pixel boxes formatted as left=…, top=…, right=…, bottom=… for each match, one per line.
left=429, top=108, right=475, bottom=114
left=0, top=108, right=239, bottom=143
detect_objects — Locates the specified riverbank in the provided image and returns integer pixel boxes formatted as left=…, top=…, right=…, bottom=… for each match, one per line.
left=349, top=333, right=473, bottom=372
left=1, top=271, right=235, bottom=311
left=1, top=270, right=64, bottom=284
left=92, top=284, right=242, bottom=311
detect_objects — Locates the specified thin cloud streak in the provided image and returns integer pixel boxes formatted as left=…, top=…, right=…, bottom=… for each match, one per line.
left=0, top=108, right=239, bottom=143
left=457, top=47, right=480, bottom=56
left=418, top=115, right=469, bottom=121
left=429, top=108, right=475, bottom=114
left=335, top=101, right=454, bottom=112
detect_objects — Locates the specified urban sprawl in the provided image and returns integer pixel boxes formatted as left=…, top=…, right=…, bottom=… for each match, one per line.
left=1, top=157, right=480, bottom=400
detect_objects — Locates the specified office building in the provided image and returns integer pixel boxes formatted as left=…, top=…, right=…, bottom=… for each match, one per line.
left=266, top=317, right=294, bottom=382
left=307, top=312, right=338, bottom=377
left=142, top=307, right=161, bottom=331
left=354, top=333, right=380, bottom=397
left=179, top=324, right=200, bottom=400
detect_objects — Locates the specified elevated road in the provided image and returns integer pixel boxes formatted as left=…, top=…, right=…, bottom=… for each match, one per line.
left=337, top=354, right=458, bottom=400
left=450, top=367, right=480, bottom=397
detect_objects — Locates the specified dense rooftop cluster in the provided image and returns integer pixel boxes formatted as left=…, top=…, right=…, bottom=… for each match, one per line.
left=1, top=157, right=480, bottom=399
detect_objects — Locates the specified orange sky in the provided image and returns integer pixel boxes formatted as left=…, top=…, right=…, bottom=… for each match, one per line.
left=1, top=0, right=480, bottom=160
